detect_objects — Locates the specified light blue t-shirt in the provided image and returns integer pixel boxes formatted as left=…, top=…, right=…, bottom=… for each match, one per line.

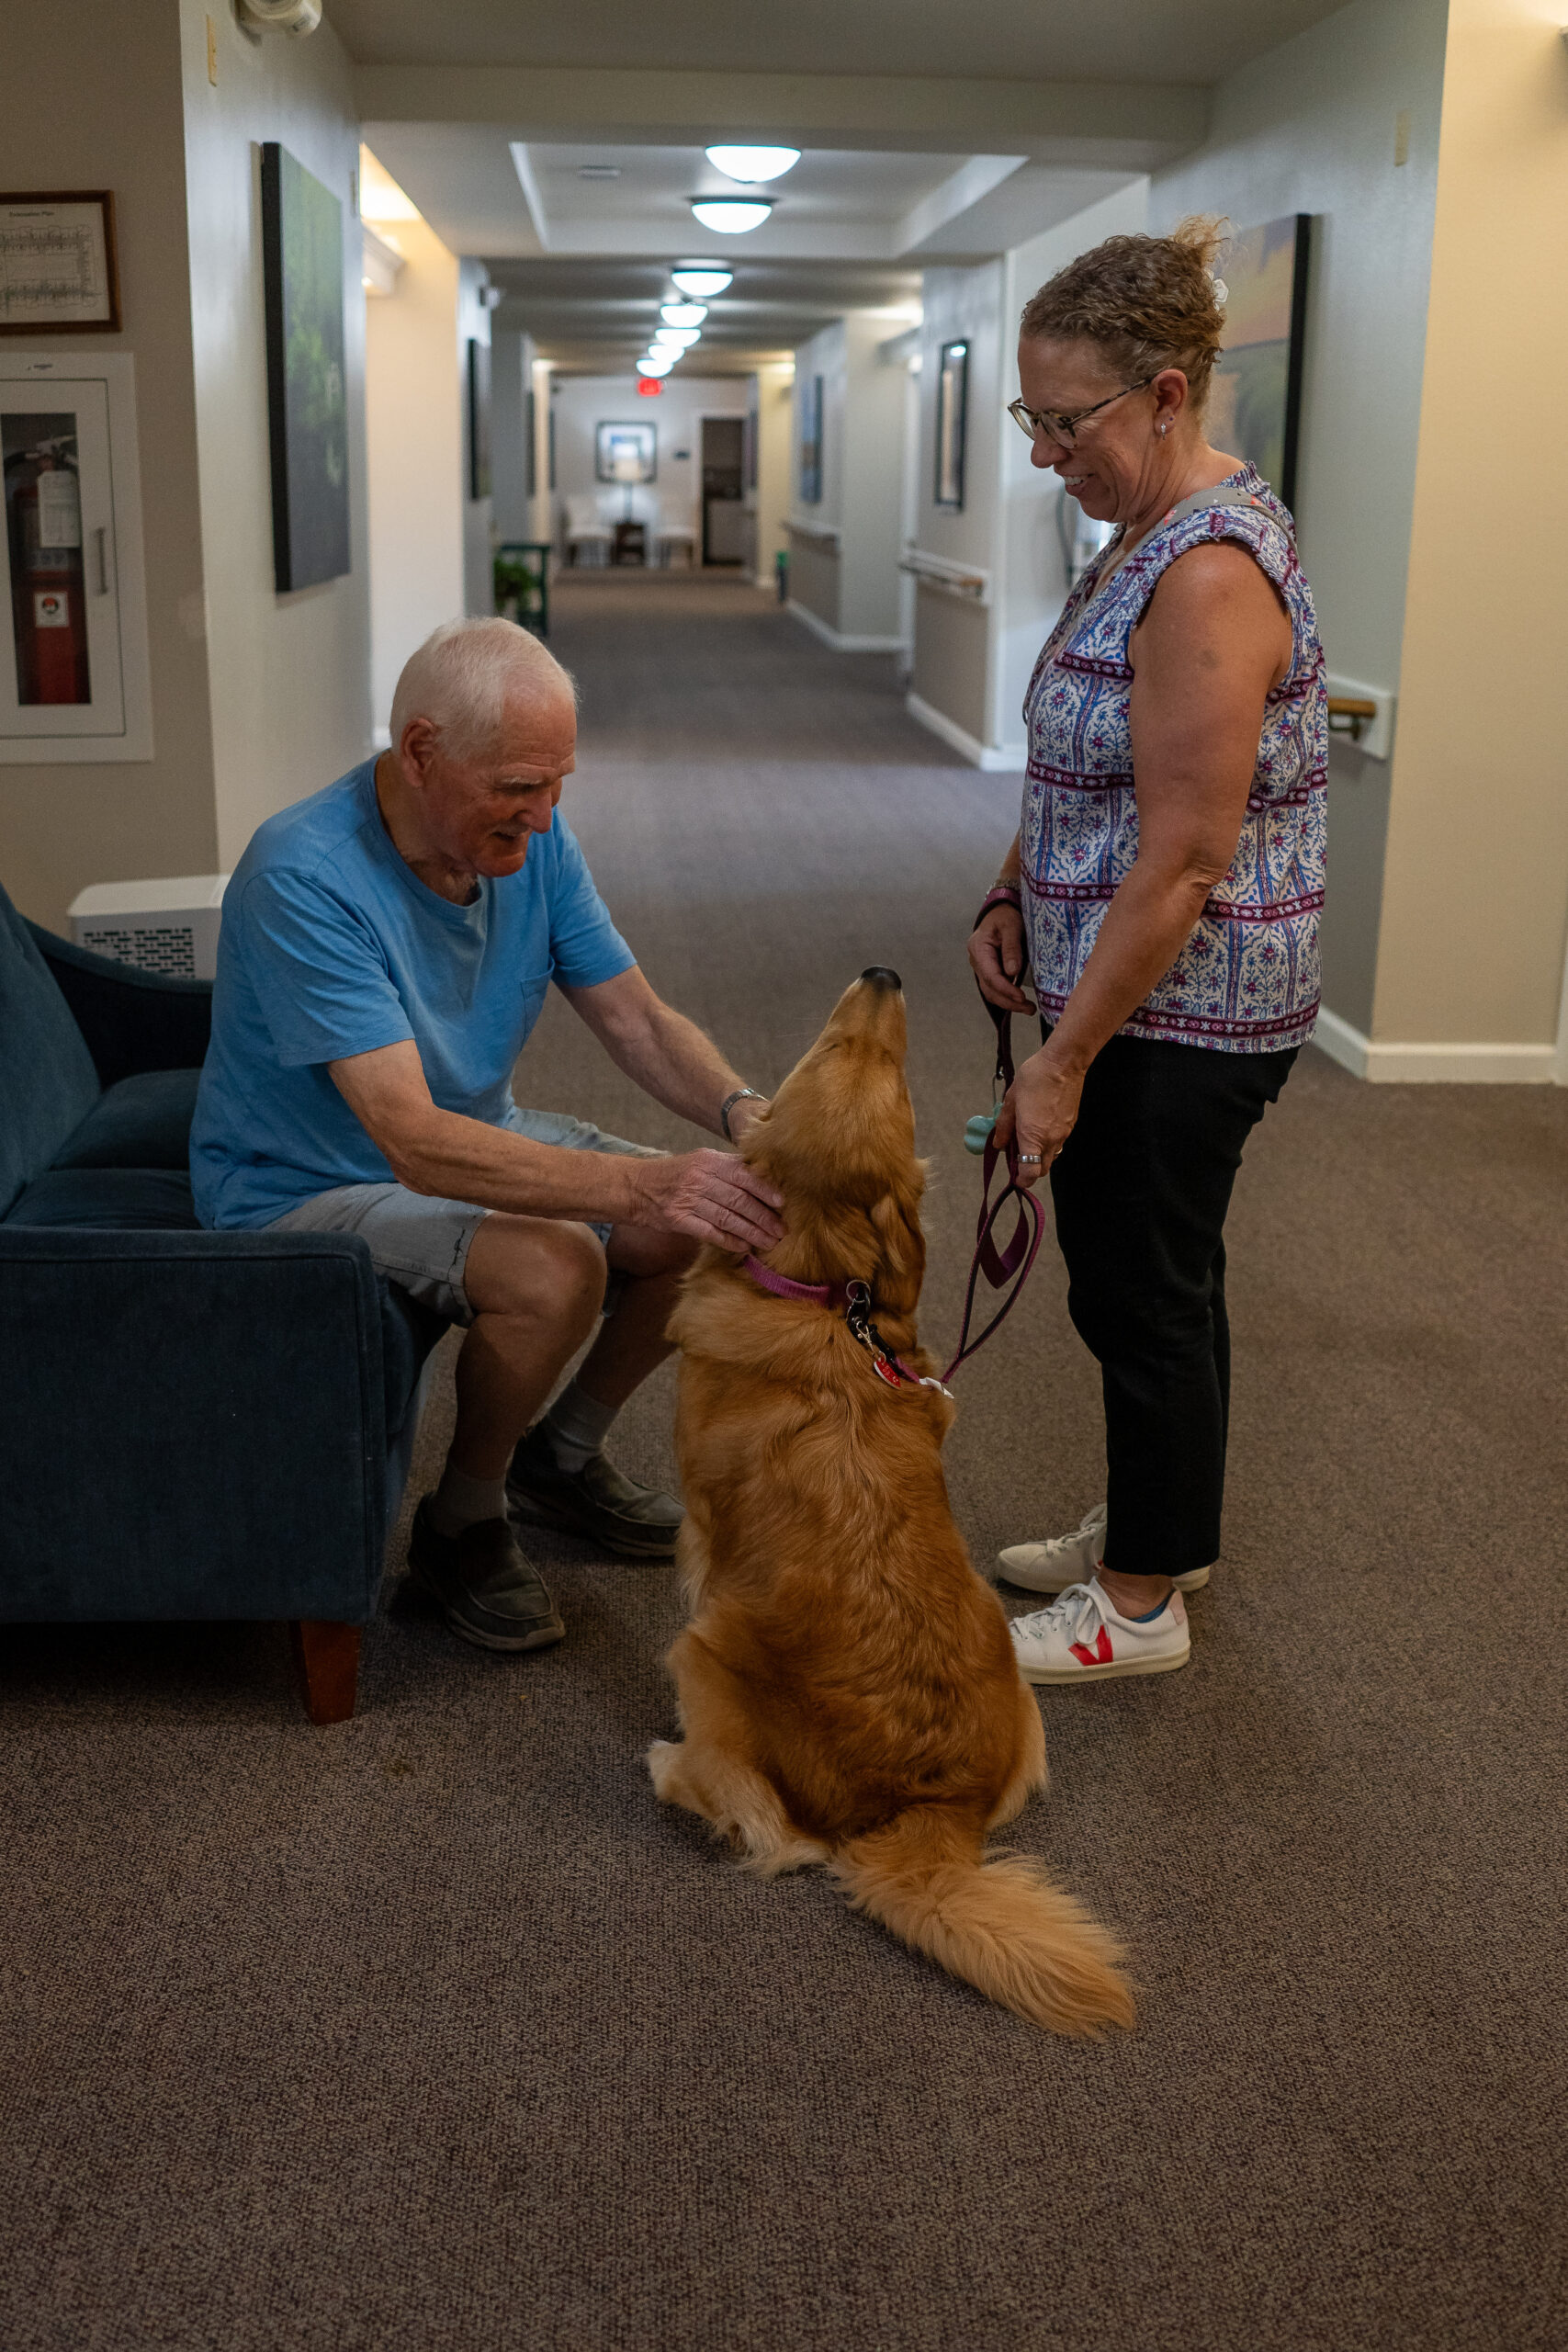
left=191, top=758, right=635, bottom=1229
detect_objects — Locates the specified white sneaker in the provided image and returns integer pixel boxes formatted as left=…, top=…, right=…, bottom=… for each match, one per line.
left=997, top=1502, right=1212, bottom=1595
left=1010, top=1577, right=1191, bottom=1685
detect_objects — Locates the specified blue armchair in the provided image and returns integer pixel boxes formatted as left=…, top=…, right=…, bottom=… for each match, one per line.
left=0, top=883, right=445, bottom=1721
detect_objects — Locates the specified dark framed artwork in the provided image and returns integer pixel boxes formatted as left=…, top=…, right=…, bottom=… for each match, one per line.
left=798, top=373, right=823, bottom=504
left=934, top=339, right=968, bottom=511
left=260, top=143, right=349, bottom=592
left=525, top=386, right=536, bottom=499
left=468, top=338, right=491, bottom=501
left=0, top=193, right=120, bottom=334
left=1208, top=215, right=1311, bottom=508
left=743, top=401, right=757, bottom=492
left=594, top=421, right=656, bottom=483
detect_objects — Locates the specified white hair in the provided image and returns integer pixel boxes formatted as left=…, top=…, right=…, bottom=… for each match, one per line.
left=388, top=617, right=576, bottom=763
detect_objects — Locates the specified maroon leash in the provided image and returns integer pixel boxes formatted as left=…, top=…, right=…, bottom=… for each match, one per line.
left=739, top=999, right=1044, bottom=1393
left=940, top=999, right=1044, bottom=1382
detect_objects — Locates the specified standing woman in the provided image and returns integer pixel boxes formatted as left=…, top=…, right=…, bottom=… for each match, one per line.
left=970, top=220, right=1325, bottom=1685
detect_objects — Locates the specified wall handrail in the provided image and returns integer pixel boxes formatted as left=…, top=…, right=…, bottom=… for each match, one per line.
left=901, top=547, right=988, bottom=602
left=785, top=517, right=841, bottom=550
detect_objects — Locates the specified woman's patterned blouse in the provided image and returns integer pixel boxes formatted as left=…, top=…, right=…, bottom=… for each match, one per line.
left=1020, top=464, right=1325, bottom=1054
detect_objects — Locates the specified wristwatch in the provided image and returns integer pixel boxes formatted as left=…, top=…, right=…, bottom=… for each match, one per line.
left=719, top=1087, right=765, bottom=1143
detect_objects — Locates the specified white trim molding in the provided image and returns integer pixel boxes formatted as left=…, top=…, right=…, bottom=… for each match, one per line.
left=906, top=690, right=1026, bottom=773
left=786, top=600, right=903, bottom=655
left=1314, top=1005, right=1558, bottom=1084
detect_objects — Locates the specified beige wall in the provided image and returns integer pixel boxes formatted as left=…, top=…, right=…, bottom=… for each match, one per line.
left=784, top=534, right=841, bottom=634
left=911, top=590, right=988, bottom=746
left=0, top=0, right=218, bottom=933
left=748, top=362, right=795, bottom=594
left=365, top=212, right=464, bottom=739
left=180, top=0, right=370, bottom=866
left=1372, top=0, right=1568, bottom=1053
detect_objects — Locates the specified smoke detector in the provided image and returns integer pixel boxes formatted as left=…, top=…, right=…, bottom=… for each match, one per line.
left=237, top=0, right=322, bottom=34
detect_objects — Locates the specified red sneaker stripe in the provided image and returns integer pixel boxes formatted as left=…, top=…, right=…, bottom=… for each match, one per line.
left=1068, top=1627, right=1114, bottom=1668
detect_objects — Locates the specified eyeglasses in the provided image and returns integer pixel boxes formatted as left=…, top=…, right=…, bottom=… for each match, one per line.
left=1006, top=374, right=1158, bottom=449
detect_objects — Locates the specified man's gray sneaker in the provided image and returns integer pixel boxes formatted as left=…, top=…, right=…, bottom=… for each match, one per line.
left=506, top=1422, right=683, bottom=1560
left=407, top=1498, right=567, bottom=1651
left=997, top=1501, right=1213, bottom=1595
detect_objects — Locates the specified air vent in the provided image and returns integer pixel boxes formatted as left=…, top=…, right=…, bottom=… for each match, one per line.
left=67, top=875, right=230, bottom=981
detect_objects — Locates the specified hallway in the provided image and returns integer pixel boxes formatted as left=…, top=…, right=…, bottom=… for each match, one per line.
left=5, top=585, right=1566, bottom=2352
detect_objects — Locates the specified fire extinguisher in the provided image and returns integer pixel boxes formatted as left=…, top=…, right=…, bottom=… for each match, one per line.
left=7, top=439, right=91, bottom=706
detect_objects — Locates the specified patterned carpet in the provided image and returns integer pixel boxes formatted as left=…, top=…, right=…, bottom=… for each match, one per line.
left=3, top=574, right=1564, bottom=2351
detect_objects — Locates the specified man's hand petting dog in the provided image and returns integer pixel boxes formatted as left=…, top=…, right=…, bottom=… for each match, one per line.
left=632, top=1148, right=785, bottom=1252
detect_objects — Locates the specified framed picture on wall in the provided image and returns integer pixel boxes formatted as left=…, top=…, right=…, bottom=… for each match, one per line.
left=1208, top=215, right=1311, bottom=507
left=260, top=144, right=349, bottom=592
left=934, top=340, right=968, bottom=511
left=0, top=193, right=120, bottom=334
left=525, top=387, right=536, bottom=499
left=594, top=420, right=656, bottom=483
left=468, top=338, right=491, bottom=502
left=799, top=373, right=823, bottom=504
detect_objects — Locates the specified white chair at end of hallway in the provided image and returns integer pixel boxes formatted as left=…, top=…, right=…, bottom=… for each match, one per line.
left=564, top=495, right=613, bottom=568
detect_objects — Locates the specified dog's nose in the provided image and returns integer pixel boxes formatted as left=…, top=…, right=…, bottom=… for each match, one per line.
left=860, top=967, right=902, bottom=989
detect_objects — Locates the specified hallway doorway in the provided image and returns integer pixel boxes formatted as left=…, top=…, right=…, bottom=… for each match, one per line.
left=700, top=415, right=746, bottom=566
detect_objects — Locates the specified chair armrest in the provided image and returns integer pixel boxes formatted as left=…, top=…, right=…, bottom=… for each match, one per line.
left=0, top=1229, right=390, bottom=1624
left=27, top=923, right=212, bottom=1086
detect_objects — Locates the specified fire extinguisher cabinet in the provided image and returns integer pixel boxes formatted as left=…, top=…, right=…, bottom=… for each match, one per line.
left=0, top=353, right=152, bottom=763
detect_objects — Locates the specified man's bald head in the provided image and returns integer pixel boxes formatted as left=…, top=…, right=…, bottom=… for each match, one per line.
left=389, top=616, right=577, bottom=765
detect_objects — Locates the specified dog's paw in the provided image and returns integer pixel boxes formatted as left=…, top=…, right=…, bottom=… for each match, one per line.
left=646, top=1737, right=682, bottom=1802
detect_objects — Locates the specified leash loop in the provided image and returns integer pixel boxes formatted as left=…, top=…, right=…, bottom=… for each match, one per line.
left=941, top=997, right=1045, bottom=1384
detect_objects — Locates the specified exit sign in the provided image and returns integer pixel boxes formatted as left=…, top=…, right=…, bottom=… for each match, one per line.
left=637, top=376, right=663, bottom=396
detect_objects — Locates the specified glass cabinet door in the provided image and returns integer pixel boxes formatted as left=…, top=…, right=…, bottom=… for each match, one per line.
left=0, top=379, right=125, bottom=739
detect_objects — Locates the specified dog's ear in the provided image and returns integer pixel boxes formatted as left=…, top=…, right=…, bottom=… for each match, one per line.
left=867, top=1181, right=926, bottom=1317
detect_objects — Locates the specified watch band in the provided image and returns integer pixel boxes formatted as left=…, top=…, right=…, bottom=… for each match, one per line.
left=719, top=1086, right=765, bottom=1143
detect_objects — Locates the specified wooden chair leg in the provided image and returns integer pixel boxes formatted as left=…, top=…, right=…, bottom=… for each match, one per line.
left=290, top=1620, right=361, bottom=1724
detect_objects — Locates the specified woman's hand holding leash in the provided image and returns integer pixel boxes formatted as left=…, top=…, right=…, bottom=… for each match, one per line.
left=967, top=902, right=1035, bottom=1015
left=993, top=1048, right=1084, bottom=1189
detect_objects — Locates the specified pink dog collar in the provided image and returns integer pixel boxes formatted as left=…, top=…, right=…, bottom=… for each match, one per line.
left=739, top=1259, right=951, bottom=1398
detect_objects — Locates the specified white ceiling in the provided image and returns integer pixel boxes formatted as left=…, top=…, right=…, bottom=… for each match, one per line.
left=329, top=0, right=1353, bottom=88
left=345, top=0, right=1343, bottom=369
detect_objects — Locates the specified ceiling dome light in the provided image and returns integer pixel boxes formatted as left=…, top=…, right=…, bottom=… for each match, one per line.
left=690, top=199, right=773, bottom=235
left=705, top=146, right=800, bottom=185
left=637, top=353, right=674, bottom=377
left=671, top=265, right=732, bottom=299
left=660, top=301, right=707, bottom=327
left=654, top=327, right=701, bottom=348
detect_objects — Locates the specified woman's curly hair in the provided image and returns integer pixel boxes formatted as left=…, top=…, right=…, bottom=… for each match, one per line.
left=1019, top=217, right=1229, bottom=413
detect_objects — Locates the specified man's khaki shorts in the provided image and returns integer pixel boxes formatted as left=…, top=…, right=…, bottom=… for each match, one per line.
left=265, top=1105, right=660, bottom=1326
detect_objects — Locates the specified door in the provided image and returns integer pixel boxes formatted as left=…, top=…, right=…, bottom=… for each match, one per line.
left=701, top=415, right=746, bottom=566
left=0, top=379, right=125, bottom=739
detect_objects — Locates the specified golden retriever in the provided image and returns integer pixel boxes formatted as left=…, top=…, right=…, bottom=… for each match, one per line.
left=649, top=968, right=1134, bottom=2038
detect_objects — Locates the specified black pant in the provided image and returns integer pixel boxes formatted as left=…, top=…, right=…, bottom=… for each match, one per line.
left=1045, top=1028, right=1297, bottom=1577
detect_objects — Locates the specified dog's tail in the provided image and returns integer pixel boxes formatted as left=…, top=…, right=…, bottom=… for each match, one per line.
left=831, top=1805, right=1135, bottom=2039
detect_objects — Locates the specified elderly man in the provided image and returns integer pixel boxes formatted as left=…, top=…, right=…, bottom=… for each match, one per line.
left=191, top=617, right=781, bottom=1654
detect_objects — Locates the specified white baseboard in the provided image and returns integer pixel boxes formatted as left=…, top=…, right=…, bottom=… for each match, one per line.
left=785, top=599, right=904, bottom=654
left=906, top=691, right=1027, bottom=773
left=1314, top=1004, right=1558, bottom=1084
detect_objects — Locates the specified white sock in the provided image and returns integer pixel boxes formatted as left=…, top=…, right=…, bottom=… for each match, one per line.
left=428, top=1462, right=509, bottom=1537
left=543, top=1381, right=620, bottom=1474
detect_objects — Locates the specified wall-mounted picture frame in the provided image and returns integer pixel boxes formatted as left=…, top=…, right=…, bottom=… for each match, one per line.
left=260, top=143, right=349, bottom=593
left=525, top=387, right=536, bottom=500
left=468, top=337, right=491, bottom=502
left=0, top=193, right=121, bottom=335
left=595, top=420, right=656, bottom=483
left=1208, top=214, right=1311, bottom=508
left=934, top=339, right=968, bottom=511
left=799, top=373, right=823, bottom=504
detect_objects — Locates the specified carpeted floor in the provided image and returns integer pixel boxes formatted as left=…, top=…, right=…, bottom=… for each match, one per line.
left=4, top=573, right=1565, bottom=2351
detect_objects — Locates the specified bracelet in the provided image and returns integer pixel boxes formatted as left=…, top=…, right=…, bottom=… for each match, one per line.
left=719, top=1086, right=765, bottom=1143
left=974, top=881, right=1022, bottom=931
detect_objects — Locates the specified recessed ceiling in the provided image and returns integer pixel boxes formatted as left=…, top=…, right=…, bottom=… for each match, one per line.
left=330, top=0, right=1358, bottom=88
